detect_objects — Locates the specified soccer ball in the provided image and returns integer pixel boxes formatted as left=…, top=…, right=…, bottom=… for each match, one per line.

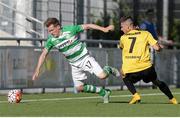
left=7, top=89, right=22, bottom=103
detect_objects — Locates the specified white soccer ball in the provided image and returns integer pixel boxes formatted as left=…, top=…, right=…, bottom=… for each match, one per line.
left=7, top=89, right=22, bottom=103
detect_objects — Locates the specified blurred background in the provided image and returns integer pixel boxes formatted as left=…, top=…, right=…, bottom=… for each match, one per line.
left=0, top=0, right=180, bottom=93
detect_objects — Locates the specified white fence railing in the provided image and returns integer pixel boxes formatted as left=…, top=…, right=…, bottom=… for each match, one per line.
left=0, top=1, right=44, bottom=38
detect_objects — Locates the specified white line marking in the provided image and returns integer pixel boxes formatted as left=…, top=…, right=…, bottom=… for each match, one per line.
left=1, top=92, right=180, bottom=103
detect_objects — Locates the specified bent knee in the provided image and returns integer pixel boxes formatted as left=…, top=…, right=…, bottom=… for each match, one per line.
left=152, top=80, right=166, bottom=87
left=96, top=71, right=107, bottom=80
left=76, top=85, right=84, bottom=92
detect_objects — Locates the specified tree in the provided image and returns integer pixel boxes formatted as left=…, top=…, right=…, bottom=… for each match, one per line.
left=171, top=19, right=180, bottom=44
left=89, top=0, right=132, bottom=41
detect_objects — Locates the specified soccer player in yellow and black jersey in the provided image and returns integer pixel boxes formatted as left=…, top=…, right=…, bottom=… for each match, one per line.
left=119, top=16, right=178, bottom=104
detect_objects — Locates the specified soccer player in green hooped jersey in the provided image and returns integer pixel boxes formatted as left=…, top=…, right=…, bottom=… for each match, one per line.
left=32, top=18, right=120, bottom=103
left=119, top=16, right=178, bottom=104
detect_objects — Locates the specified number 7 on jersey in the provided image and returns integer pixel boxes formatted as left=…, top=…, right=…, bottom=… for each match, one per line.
left=128, top=37, right=136, bottom=53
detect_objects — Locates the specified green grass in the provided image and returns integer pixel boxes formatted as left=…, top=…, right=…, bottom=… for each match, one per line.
left=0, top=88, right=180, bottom=117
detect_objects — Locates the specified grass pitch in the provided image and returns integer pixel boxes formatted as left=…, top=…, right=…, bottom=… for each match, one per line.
left=0, top=88, right=180, bottom=117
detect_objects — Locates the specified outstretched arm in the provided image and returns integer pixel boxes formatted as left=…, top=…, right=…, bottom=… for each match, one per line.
left=32, top=48, right=49, bottom=80
left=82, top=24, right=114, bottom=33
left=152, top=42, right=161, bottom=52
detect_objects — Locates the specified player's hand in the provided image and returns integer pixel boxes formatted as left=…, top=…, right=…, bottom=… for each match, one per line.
left=159, top=44, right=164, bottom=49
left=32, top=70, right=40, bottom=81
left=104, top=25, right=115, bottom=32
left=120, top=69, right=125, bottom=79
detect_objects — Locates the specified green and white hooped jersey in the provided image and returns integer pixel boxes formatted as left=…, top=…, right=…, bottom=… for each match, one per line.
left=45, top=25, right=88, bottom=63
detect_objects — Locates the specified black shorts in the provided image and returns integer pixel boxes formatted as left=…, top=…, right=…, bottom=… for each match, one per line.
left=125, top=66, right=157, bottom=83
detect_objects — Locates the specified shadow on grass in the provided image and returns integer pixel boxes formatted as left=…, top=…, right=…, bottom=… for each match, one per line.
left=110, top=101, right=129, bottom=104
left=96, top=101, right=179, bottom=105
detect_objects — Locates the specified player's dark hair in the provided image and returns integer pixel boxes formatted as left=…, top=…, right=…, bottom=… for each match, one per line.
left=120, top=16, right=139, bottom=27
left=44, top=18, right=61, bottom=27
left=120, top=16, right=134, bottom=24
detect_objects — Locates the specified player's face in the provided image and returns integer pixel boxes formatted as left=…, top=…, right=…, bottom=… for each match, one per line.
left=47, top=24, right=61, bottom=38
left=120, top=22, right=129, bottom=34
left=120, top=21, right=132, bottom=34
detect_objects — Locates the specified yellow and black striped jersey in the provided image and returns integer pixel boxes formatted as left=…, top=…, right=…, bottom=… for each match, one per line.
left=119, top=30, right=157, bottom=74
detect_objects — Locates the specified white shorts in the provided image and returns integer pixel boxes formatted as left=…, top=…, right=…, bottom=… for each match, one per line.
left=71, top=55, right=103, bottom=87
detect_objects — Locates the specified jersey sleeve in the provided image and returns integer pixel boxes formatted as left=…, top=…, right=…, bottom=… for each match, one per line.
left=119, top=37, right=124, bottom=49
left=63, top=25, right=84, bottom=34
left=44, top=35, right=53, bottom=52
left=146, top=31, right=157, bottom=46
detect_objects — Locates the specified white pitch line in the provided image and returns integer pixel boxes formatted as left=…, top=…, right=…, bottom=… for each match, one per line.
left=1, top=92, right=180, bottom=103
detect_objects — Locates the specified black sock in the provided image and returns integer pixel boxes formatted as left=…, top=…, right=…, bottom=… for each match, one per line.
left=123, top=78, right=137, bottom=95
left=152, top=80, right=174, bottom=99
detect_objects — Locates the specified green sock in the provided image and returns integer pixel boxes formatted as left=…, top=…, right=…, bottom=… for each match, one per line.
left=103, top=66, right=112, bottom=76
left=83, top=85, right=107, bottom=97
left=99, top=88, right=106, bottom=97
left=83, top=85, right=100, bottom=93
